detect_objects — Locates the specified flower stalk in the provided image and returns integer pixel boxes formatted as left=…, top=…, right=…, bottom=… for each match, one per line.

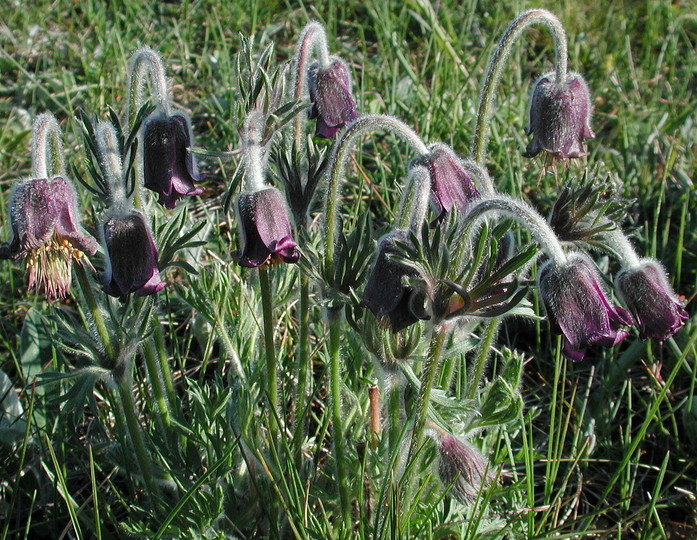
left=31, top=113, right=65, bottom=179
left=472, top=9, right=568, bottom=165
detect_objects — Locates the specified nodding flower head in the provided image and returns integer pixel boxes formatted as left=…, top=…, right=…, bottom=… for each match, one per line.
left=362, top=231, right=430, bottom=333
left=538, top=253, right=633, bottom=361
left=100, top=210, right=165, bottom=299
left=524, top=72, right=595, bottom=159
left=235, top=187, right=300, bottom=268
left=615, top=259, right=688, bottom=341
left=308, top=58, right=359, bottom=138
left=410, top=144, right=482, bottom=222
left=1, top=176, right=98, bottom=301
left=142, top=111, right=204, bottom=209
left=431, top=431, right=493, bottom=504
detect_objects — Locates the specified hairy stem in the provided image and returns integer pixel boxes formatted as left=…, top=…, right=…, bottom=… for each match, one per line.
left=31, top=113, right=65, bottom=179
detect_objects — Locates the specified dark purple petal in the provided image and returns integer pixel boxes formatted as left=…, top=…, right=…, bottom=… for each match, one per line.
left=616, top=260, right=689, bottom=341
left=235, top=188, right=299, bottom=268
left=50, top=177, right=98, bottom=256
left=538, top=254, right=633, bottom=361
left=143, top=112, right=204, bottom=209
left=362, top=231, right=430, bottom=333
left=101, top=210, right=164, bottom=299
left=307, top=58, right=358, bottom=138
left=524, top=72, right=595, bottom=159
left=6, top=178, right=57, bottom=256
left=411, top=144, right=481, bottom=221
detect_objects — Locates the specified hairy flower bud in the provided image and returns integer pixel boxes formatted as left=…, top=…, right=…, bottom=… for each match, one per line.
left=615, top=259, right=688, bottom=341
left=308, top=58, right=359, bottom=138
left=142, top=111, right=204, bottom=209
left=235, top=187, right=300, bottom=267
left=1, top=177, right=97, bottom=300
left=100, top=210, right=165, bottom=299
left=524, top=72, right=595, bottom=159
left=538, top=253, right=633, bottom=361
left=434, top=432, right=493, bottom=503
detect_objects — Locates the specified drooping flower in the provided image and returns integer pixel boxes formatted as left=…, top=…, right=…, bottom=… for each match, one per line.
left=100, top=210, right=165, bottom=299
left=434, top=431, right=493, bottom=504
left=524, top=72, right=595, bottom=159
left=235, top=187, right=300, bottom=268
left=615, top=259, right=688, bottom=341
left=538, top=253, right=633, bottom=361
left=308, top=58, right=359, bottom=138
left=410, top=144, right=482, bottom=222
left=142, top=111, right=204, bottom=209
left=0, top=176, right=98, bottom=301
left=362, top=231, right=430, bottom=333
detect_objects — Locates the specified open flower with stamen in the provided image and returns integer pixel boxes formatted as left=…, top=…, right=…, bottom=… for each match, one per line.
left=538, top=253, right=633, bottom=361
left=142, top=111, right=204, bottom=209
left=101, top=210, right=165, bottom=299
left=308, top=58, right=359, bottom=138
left=615, top=259, right=688, bottom=341
left=1, top=176, right=98, bottom=300
left=524, top=72, right=595, bottom=159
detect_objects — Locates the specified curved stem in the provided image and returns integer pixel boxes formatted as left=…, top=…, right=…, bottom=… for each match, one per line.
left=74, top=264, right=116, bottom=362
left=459, top=195, right=567, bottom=264
left=243, top=111, right=267, bottom=192
left=96, top=122, right=127, bottom=207
left=127, top=46, right=170, bottom=127
left=397, top=164, right=431, bottom=231
left=327, top=307, right=351, bottom=525
left=31, top=113, right=65, bottom=179
left=323, top=114, right=429, bottom=277
left=603, top=229, right=641, bottom=268
left=472, top=9, right=568, bottom=164
left=293, top=22, right=332, bottom=148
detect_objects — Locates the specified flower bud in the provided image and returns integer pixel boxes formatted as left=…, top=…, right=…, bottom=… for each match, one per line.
left=538, top=253, right=633, bottom=361
left=434, top=432, right=492, bottom=503
left=524, top=72, right=595, bottom=159
left=615, top=259, right=688, bottom=341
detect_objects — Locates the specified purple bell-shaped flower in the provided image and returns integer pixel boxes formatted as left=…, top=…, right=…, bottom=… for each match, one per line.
left=100, top=210, right=165, bottom=299
left=524, top=72, right=595, bottom=159
left=142, top=111, right=204, bottom=209
left=308, top=58, right=359, bottom=138
left=615, top=259, right=688, bottom=341
left=538, top=253, right=633, bottom=361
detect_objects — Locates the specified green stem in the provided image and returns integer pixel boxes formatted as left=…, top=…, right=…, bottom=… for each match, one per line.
left=465, top=319, right=500, bottom=401
left=143, top=338, right=171, bottom=428
left=471, top=9, right=568, bottom=165
left=294, top=273, right=311, bottom=463
left=31, top=113, right=65, bottom=178
left=152, top=316, right=176, bottom=406
left=327, top=307, right=351, bottom=525
left=74, top=264, right=116, bottom=361
left=259, top=266, right=279, bottom=418
left=404, top=325, right=448, bottom=493
left=323, top=114, right=428, bottom=279
left=388, top=381, right=403, bottom=451
left=117, top=372, right=157, bottom=495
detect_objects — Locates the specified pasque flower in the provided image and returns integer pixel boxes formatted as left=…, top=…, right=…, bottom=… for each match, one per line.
left=538, top=253, right=633, bottom=361
left=142, top=111, right=204, bottom=209
left=1, top=176, right=98, bottom=300
left=100, top=210, right=165, bottom=299
left=362, top=231, right=430, bottom=333
left=615, top=259, right=688, bottom=341
left=434, top=431, right=493, bottom=504
left=235, top=187, right=300, bottom=268
left=524, top=72, right=595, bottom=159
left=410, top=144, right=481, bottom=221
left=308, top=58, right=359, bottom=138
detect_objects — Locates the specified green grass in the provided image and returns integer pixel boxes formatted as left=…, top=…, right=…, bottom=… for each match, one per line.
left=1, top=0, right=695, bottom=538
